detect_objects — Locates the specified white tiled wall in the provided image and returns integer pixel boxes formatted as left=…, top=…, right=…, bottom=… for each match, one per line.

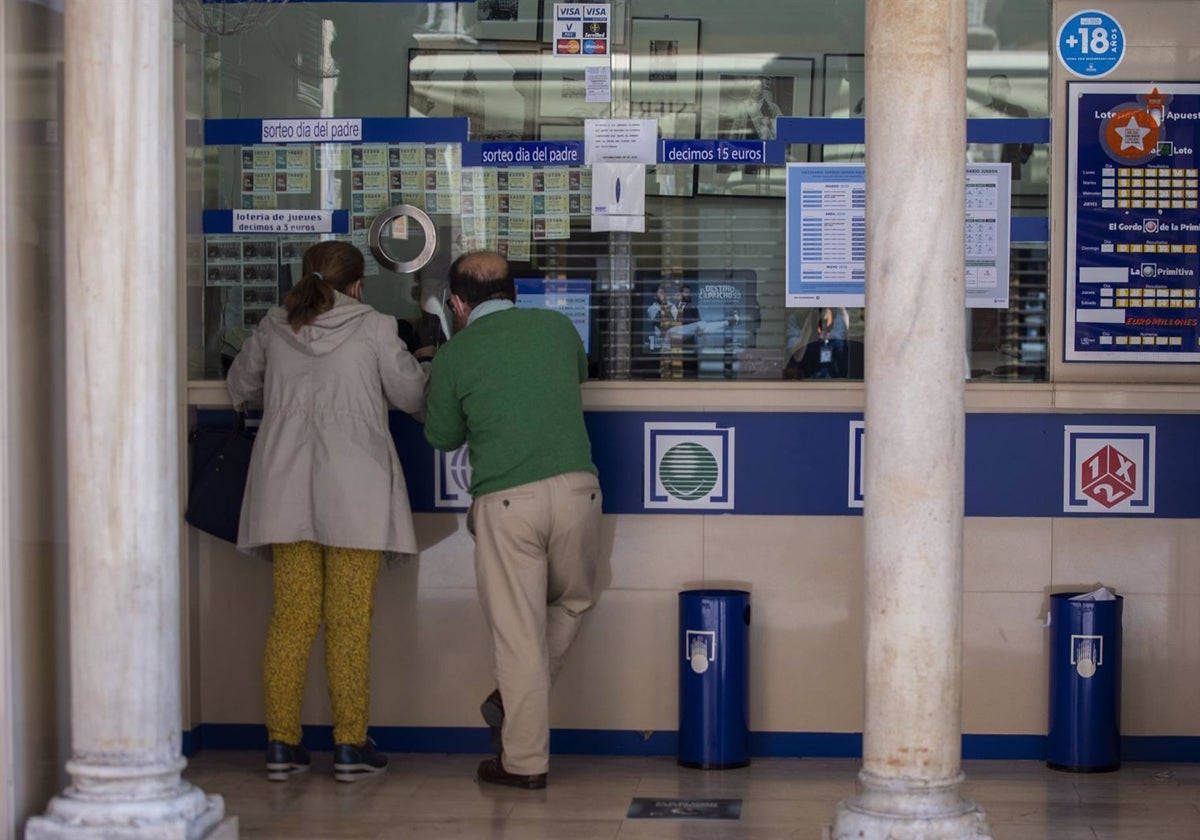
left=197, top=511, right=1200, bottom=740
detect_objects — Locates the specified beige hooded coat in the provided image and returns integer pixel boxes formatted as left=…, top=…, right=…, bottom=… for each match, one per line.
left=226, top=292, right=428, bottom=561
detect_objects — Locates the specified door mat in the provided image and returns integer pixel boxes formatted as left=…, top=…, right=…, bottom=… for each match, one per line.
left=626, top=798, right=742, bottom=820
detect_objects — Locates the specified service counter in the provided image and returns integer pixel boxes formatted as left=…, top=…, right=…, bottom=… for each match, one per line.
left=183, top=379, right=1200, bottom=761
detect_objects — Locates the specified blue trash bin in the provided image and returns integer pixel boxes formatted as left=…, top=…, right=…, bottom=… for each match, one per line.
left=1047, top=591, right=1123, bottom=772
left=678, top=589, right=750, bottom=769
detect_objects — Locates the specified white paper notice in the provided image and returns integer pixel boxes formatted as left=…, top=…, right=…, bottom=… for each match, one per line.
left=591, top=163, right=645, bottom=216
left=585, top=66, right=612, bottom=103
left=584, top=119, right=658, bottom=164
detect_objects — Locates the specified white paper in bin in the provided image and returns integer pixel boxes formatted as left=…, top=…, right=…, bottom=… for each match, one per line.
left=1069, top=586, right=1117, bottom=602
left=1043, top=586, right=1118, bottom=626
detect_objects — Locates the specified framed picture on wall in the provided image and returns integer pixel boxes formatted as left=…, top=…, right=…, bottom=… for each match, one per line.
left=630, top=17, right=701, bottom=113
left=696, top=55, right=814, bottom=198
left=408, top=48, right=539, bottom=142
left=542, top=0, right=628, bottom=45
left=461, top=0, right=541, bottom=42
left=821, top=53, right=865, bottom=164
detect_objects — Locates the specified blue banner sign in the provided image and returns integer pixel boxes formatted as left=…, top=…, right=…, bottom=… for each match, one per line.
left=659, top=140, right=768, bottom=165
left=461, top=141, right=584, bottom=167
left=204, top=117, right=468, bottom=146
left=197, top=408, right=1200, bottom=519
left=202, top=209, right=350, bottom=235
left=776, top=117, right=1050, bottom=145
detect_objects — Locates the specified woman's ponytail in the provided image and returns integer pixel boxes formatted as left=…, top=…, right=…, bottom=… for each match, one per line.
left=284, top=242, right=365, bottom=332
left=284, top=272, right=335, bottom=332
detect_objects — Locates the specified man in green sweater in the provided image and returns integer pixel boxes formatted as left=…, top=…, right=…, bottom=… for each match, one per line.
left=424, top=251, right=602, bottom=790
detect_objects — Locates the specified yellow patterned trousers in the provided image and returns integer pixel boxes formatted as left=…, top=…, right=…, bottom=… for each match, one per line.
left=265, top=541, right=381, bottom=746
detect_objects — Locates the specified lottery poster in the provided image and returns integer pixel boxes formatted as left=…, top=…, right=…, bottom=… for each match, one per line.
left=1067, top=82, right=1200, bottom=362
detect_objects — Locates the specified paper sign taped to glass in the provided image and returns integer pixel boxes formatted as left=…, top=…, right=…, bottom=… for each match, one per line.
left=591, top=162, right=645, bottom=232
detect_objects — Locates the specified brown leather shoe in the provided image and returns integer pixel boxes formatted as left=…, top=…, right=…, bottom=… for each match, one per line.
left=476, top=757, right=546, bottom=790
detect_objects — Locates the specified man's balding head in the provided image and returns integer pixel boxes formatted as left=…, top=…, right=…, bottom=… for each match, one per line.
left=449, top=251, right=516, bottom=307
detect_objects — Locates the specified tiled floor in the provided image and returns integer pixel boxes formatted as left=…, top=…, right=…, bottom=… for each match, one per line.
left=183, top=751, right=1200, bottom=839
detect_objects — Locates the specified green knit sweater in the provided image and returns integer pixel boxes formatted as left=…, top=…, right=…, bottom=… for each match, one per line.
left=424, top=306, right=597, bottom=497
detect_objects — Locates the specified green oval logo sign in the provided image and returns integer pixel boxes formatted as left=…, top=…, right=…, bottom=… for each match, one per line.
left=659, top=442, right=719, bottom=500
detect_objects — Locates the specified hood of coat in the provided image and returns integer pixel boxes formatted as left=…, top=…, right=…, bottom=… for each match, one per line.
left=266, top=291, right=375, bottom=356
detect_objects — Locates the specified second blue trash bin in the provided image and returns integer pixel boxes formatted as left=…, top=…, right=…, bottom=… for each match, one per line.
left=1047, top=591, right=1123, bottom=772
left=678, top=589, right=750, bottom=769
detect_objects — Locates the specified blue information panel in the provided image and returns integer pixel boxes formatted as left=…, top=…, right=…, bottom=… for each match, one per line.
left=515, top=278, right=591, bottom=352
left=1065, top=82, right=1200, bottom=362
left=785, top=164, right=866, bottom=306
left=1056, top=10, right=1125, bottom=79
left=785, top=163, right=1012, bottom=308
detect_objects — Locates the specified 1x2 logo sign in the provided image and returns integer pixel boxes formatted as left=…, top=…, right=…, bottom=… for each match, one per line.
left=1063, top=425, right=1156, bottom=513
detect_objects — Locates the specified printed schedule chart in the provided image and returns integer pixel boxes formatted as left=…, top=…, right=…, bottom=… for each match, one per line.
left=785, top=163, right=1010, bottom=308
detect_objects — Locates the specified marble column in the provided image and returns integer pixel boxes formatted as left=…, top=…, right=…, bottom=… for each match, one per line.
left=26, top=2, right=233, bottom=838
left=831, top=1, right=991, bottom=838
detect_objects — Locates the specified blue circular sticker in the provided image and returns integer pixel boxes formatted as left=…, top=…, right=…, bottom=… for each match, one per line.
left=1057, top=10, right=1125, bottom=78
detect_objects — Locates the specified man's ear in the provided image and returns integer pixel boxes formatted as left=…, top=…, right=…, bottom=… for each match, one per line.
left=449, top=293, right=469, bottom=319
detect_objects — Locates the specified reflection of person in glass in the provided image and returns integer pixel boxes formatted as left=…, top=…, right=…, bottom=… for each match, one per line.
left=784, top=307, right=849, bottom=379
left=676, top=284, right=699, bottom=326
left=663, top=309, right=740, bottom=344
left=975, top=74, right=1033, bottom=180
left=645, top=282, right=677, bottom=352
left=675, top=284, right=700, bottom=376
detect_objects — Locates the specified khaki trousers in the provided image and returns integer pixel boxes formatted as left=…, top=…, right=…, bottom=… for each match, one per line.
left=469, top=471, right=602, bottom=775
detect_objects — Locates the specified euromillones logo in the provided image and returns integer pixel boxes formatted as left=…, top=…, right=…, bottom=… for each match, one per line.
left=644, top=422, right=735, bottom=510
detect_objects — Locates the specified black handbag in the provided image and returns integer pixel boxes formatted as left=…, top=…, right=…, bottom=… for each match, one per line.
left=185, top=413, right=256, bottom=544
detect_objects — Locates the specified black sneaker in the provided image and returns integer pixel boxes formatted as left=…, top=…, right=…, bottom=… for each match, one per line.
left=265, top=740, right=311, bottom=782
left=333, top=738, right=388, bottom=783
left=480, top=689, right=505, bottom=756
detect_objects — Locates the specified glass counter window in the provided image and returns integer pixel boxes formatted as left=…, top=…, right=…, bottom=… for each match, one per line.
left=185, top=0, right=1051, bottom=384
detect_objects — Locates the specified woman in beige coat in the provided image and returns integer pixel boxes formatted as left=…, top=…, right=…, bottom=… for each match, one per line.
left=226, top=241, right=429, bottom=783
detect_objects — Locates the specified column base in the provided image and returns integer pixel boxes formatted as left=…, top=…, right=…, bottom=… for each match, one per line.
left=831, top=769, right=992, bottom=839
left=26, top=785, right=233, bottom=840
